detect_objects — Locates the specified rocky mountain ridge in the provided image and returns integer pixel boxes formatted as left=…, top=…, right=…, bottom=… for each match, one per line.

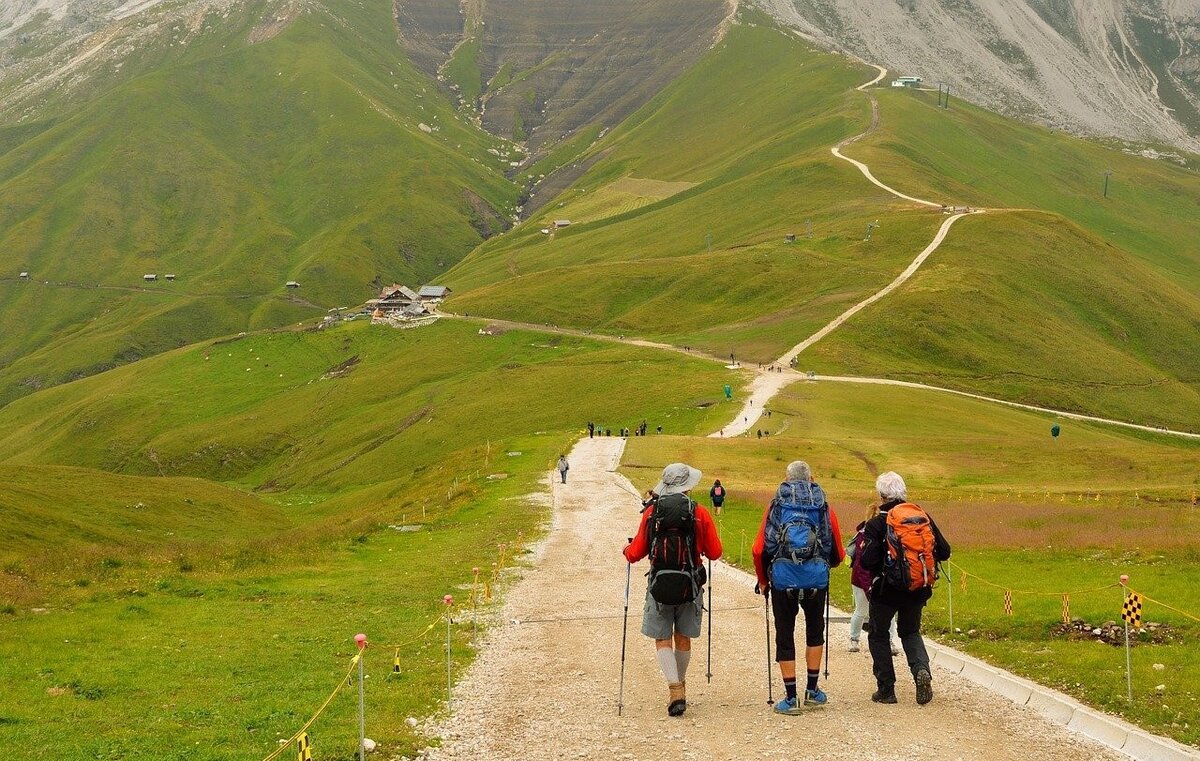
left=756, top=0, right=1200, bottom=155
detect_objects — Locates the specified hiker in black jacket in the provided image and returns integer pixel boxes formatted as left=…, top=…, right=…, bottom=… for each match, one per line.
left=859, top=471, right=950, bottom=706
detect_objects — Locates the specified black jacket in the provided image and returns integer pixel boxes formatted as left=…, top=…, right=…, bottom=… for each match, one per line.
left=860, top=499, right=951, bottom=606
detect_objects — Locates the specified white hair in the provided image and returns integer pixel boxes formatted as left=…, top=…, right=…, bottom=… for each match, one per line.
left=876, top=471, right=907, bottom=501
left=786, top=460, right=812, bottom=482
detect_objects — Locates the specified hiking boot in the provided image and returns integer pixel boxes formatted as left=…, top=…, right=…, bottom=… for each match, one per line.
left=803, top=687, right=828, bottom=706
left=667, top=682, right=686, bottom=717
left=915, top=668, right=934, bottom=705
left=847, top=639, right=860, bottom=653
left=772, top=696, right=803, bottom=715
left=871, top=688, right=898, bottom=704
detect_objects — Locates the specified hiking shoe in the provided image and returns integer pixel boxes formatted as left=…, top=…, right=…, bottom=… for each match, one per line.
left=803, top=687, right=828, bottom=706
left=871, top=688, right=898, bottom=704
left=667, top=682, right=686, bottom=717
left=847, top=640, right=860, bottom=653
left=772, top=696, right=803, bottom=715
left=915, top=668, right=934, bottom=705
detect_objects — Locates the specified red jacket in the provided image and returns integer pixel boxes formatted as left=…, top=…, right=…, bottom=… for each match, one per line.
left=624, top=501, right=723, bottom=564
left=752, top=498, right=845, bottom=590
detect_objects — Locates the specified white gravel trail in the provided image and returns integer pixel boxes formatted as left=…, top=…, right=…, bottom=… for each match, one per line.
left=424, top=437, right=1120, bottom=761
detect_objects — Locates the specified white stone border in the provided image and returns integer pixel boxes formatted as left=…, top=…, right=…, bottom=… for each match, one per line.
left=926, top=642, right=1199, bottom=761
left=710, top=559, right=1199, bottom=761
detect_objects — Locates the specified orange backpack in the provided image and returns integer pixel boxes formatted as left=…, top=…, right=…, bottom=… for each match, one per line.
left=883, top=503, right=938, bottom=592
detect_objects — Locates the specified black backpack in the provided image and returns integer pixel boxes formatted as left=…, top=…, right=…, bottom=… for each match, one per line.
left=647, top=493, right=704, bottom=605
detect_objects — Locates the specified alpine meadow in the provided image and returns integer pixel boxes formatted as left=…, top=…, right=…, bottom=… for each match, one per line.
left=1, top=1, right=1199, bottom=760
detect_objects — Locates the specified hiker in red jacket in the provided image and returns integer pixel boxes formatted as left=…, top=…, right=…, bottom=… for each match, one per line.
left=624, top=463, right=723, bottom=717
left=752, top=461, right=845, bottom=714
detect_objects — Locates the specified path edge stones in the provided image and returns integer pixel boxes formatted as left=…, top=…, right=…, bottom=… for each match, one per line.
left=708, top=555, right=1199, bottom=761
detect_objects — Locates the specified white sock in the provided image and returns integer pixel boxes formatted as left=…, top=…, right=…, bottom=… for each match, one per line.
left=656, top=648, right=680, bottom=683
left=675, top=649, right=691, bottom=681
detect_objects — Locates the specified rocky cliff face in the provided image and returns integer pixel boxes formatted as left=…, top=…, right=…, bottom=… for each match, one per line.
left=756, top=0, right=1200, bottom=154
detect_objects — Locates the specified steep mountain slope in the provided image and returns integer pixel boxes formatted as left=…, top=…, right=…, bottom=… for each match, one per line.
left=0, top=0, right=519, bottom=405
left=446, top=23, right=941, bottom=360
left=395, top=0, right=733, bottom=153
left=443, top=19, right=1200, bottom=429
left=756, top=0, right=1200, bottom=155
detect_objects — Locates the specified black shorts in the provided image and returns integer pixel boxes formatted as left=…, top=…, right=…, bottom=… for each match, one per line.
left=771, top=587, right=827, bottom=662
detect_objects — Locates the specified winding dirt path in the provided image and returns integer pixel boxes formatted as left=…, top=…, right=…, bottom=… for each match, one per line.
left=425, top=437, right=1121, bottom=760
left=830, top=66, right=945, bottom=209
left=815, top=375, right=1200, bottom=441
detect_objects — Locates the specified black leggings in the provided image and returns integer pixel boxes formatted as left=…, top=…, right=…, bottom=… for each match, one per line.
left=772, top=588, right=827, bottom=662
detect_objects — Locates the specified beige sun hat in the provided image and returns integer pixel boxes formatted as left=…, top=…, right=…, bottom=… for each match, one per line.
left=654, top=462, right=703, bottom=496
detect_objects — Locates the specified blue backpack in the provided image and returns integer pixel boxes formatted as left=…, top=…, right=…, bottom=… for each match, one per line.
left=767, top=481, right=832, bottom=591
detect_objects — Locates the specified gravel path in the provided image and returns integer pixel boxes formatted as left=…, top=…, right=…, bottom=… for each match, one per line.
left=424, top=437, right=1121, bottom=761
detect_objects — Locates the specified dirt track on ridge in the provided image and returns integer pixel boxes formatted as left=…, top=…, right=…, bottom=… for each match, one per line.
left=425, top=438, right=1119, bottom=761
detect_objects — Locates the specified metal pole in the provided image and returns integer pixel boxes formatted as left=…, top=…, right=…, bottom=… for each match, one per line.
left=618, top=538, right=633, bottom=716
left=823, top=590, right=830, bottom=678
left=353, top=634, right=367, bottom=761
left=1121, top=575, right=1132, bottom=702
left=764, top=590, right=774, bottom=705
left=358, top=649, right=366, bottom=761
left=706, top=559, right=713, bottom=683
left=443, top=594, right=454, bottom=706
left=471, top=568, right=480, bottom=639
left=947, top=562, right=954, bottom=633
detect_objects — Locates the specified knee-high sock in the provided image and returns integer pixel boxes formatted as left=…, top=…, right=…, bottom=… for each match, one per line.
left=656, top=648, right=680, bottom=683
left=674, top=649, right=691, bottom=681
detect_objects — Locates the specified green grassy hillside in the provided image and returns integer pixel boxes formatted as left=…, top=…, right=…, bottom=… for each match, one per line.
left=0, top=319, right=741, bottom=573
left=0, top=0, right=520, bottom=406
left=443, top=21, right=1200, bottom=427
left=622, top=380, right=1200, bottom=502
left=804, top=211, right=1200, bottom=429
left=444, top=24, right=947, bottom=359
left=0, top=318, right=743, bottom=759
left=622, top=379, right=1200, bottom=745
left=0, top=465, right=289, bottom=558
left=851, top=87, right=1200, bottom=289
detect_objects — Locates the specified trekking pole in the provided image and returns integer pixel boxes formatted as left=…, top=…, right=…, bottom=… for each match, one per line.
left=823, top=591, right=831, bottom=678
left=764, top=589, right=774, bottom=705
left=618, top=538, right=633, bottom=716
left=706, top=558, right=713, bottom=683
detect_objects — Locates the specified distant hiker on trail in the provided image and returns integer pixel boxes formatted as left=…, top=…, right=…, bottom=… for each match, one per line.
left=557, top=455, right=570, bottom=484
left=709, top=480, right=726, bottom=516
left=587, top=421, right=595, bottom=438
left=846, top=506, right=899, bottom=655
left=623, top=463, right=722, bottom=717
left=860, top=471, right=950, bottom=706
left=752, top=461, right=845, bottom=715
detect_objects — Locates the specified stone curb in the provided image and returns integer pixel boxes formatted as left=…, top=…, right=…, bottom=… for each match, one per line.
left=925, top=637, right=1199, bottom=760
left=714, top=561, right=1199, bottom=760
